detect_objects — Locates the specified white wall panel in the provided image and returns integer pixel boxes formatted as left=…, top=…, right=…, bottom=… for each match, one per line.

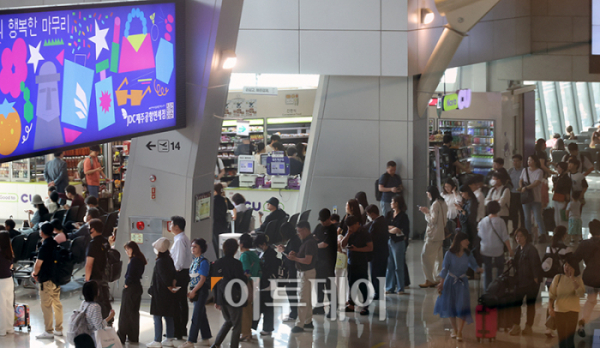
left=522, top=54, right=573, bottom=81
left=493, top=19, right=517, bottom=59
left=322, top=76, right=380, bottom=121
left=234, top=30, right=299, bottom=73
left=515, top=17, right=531, bottom=56
left=572, top=56, right=600, bottom=81
left=382, top=31, right=409, bottom=76
left=239, top=0, right=299, bottom=29
left=299, top=0, right=380, bottom=30
left=300, top=31, right=381, bottom=75
left=379, top=121, right=409, bottom=180
left=380, top=77, right=409, bottom=121
left=469, top=21, right=495, bottom=64
left=417, top=27, right=443, bottom=72
left=449, top=34, right=470, bottom=67
left=382, top=0, right=408, bottom=30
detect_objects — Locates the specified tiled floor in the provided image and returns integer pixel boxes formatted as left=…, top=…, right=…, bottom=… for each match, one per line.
left=6, top=176, right=600, bottom=348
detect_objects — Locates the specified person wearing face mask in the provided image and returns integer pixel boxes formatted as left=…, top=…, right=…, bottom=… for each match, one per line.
left=552, top=162, right=571, bottom=229
left=484, top=171, right=511, bottom=227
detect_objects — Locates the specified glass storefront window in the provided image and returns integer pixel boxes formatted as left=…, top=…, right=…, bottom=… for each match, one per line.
left=542, top=82, right=562, bottom=136
left=576, top=83, right=593, bottom=129
left=559, top=82, right=577, bottom=134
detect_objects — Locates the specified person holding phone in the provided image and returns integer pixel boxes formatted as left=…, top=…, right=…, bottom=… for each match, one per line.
left=378, top=161, right=403, bottom=217
left=83, top=145, right=107, bottom=198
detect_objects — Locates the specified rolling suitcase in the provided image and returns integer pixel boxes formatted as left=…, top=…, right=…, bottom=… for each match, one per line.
left=476, top=279, right=497, bottom=342
left=14, top=303, right=31, bottom=332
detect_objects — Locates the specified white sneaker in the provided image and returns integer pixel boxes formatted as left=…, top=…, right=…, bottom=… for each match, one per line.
left=53, top=330, right=63, bottom=336
left=179, top=342, right=194, bottom=348
left=147, top=341, right=162, bottom=348
left=36, top=331, right=55, bottom=339
left=161, top=339, right=175, bottom=347
left=197, top=339, right=211, bottom=347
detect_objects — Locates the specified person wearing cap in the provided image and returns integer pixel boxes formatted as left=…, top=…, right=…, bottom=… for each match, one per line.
left=25, top=194, right=50, bottom=230
left=32, top=222, right=63, bottom=339
left=147, top=237, right=179, bottom=348
left=84, top=145, right=107, bottom=198
left=84, top=219, right=112, bottom=324
left=254, top=197, right=287, bottom=233
left=572, top=219, right=600, bottom=337
left=312, top=208, right=338, bottom=316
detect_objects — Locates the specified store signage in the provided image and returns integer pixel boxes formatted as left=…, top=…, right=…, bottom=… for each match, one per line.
left=0, top=0, right=185, bottom=163
left=243, top=86, right=277, bottom=96
left=145, top=139, right=180, bottom=152
left=0, top=193, right=18, bottom=202
left=441, top=89, right=472, bottom=111
left=236, top=120, right=249, bottom=136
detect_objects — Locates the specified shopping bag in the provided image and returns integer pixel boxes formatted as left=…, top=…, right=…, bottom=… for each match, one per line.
left=118, top=8, right=155, bottom=73
left=335, top=252, right=347, bottom=269
left=95, top=327, right=123, bottom=348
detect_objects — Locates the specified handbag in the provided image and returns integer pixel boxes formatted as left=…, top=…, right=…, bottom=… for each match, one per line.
left=520, top=168, right=535, bottom=204
left=490, top=220, right=509, bottom=253
left=335, top=251, right=347, bottom=269
left=95, top=327, right=124, bottom=348
left=118, top=8, right=155, bottom=73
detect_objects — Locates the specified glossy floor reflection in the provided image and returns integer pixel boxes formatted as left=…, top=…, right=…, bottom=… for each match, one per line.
left=6, top=177, right=600, bottom=348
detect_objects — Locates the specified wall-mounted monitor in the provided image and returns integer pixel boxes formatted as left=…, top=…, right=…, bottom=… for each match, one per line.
left=0, top=0, right=185, bottom=163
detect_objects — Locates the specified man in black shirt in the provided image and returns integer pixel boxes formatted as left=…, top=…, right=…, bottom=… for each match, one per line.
left=341, top=215, right=373, bottom=315
left=5, top=219, right=19, bottom=239
left=365, top=205, right=388, bottom=300
left=287, top=147, right=304, bottom=176
left=211, top=238, right=246, bottom=348
left=312, top=209, right=338, bottom=316
left=254, top=197, right=287, bottom=233
left=33, top=223, right=63, bottom=339
left=378, top=161, right=403, bottom=217
left=85, top=218, right=112, bottom=321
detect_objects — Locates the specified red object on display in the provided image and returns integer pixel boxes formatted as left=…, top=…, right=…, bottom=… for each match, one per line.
left=429, top=98, right=438, bottom=106
left=136, top=221, right=145, bottom=230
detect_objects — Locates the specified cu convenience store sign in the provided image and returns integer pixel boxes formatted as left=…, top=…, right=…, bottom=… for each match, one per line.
left=441, top=89, right=471, bottom=112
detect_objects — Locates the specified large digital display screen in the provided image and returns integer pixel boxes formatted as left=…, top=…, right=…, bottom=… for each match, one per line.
left=591, top=0, right=600, bottom=72
left=0, top=0, right=184, bottom=162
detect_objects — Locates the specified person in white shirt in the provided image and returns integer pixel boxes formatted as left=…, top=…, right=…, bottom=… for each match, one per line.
left=169, top=216, right=193, bottom=340
left=215, top=158, right=225, bottom=184
left=485, top=172, right=511, bottom=227
left=477, top=201, right=513, bottom=290
left=264, top=134, right=281, bottom=153
left=519, top=155, right=547, bottom=241
left=468, top=175, right=486, bottom=222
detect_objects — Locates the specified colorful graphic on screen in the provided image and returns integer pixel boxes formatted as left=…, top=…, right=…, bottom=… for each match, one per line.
left=0, top=1, right=180, bottom=161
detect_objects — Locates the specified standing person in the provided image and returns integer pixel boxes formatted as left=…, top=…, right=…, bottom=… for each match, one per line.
left=419, top=186, right=448, bottom=288
left=563, top=143, right=594, bottom=176
left=508, top=155, right=525, bottom=234
left=254, top=143, right=267, bottom=175
left=485, top=158, right=512, bottom=188
left=5, top=219, right=19, bottom=239
left=457, top=185, right=479, bottom=252
left=566, top=192, right=583, bottom=245
left=47, top=192, right=60, bottom=214
left=169, top=216, right=193, bottom=340
left=84, top=145, right=107, bottom=198
left=590, top=131, right=600, bottom=148
left=211, top=239, right=246, bottom=348
left=337, top=199, right=364, bottom=235
left=355, top=191, right=369, bottom=218
left=286, top=221, right=318, bottom=333
left=567, top=158, right=588, bottom=216
left=24, top=195, right=49, bottom=230
left=44, top=151, right=68, bottom=193
left=477, top=201, right=513, bottom=290
left=519, top=155, right=547, bottom=242
left=117, top=241, right=146, bottom=344
left=254, top=234, right=280, bottom=336
left=79, top=281, right=116, bottom=346
left=147, top=238, right=179, bottom=348
left=535, top=138, right=556, bottom=177
left=213, top=184, right=236, bottom=255
left=485, top=171, right=511, bottom=227
left=365, top=205, right=389, bottom=300
left=215, top=157, right=225, bottom=184
left=180, top=239, right=212, bottom=348
left=0, top=232, right=14, bottom=337
left=295, top=143, right=307, bottom=162
left=264, top=135, right=281, bottom=153
left=340, top=216, right=373, bottom=315
left=378, top=161, right=403, bottom=217
left=84, top=219, right=112, bottom=323
left=467, top=175, right=486, bottom=223
left=552, top=162, right=571, bottom=229
left=384, top=196, right=409, bottom=295
left=312, top=208, right=338, bottom=315
left=548, top=255, right=585, bottom=348
left=287, top=147, right=304, bottom=176
left=440, top=134, right=470, bottom=179
left=253, top=197, right=286, bottom=233
left=434, top=232, right=483, bottom=342
left=279, top=229, right=301, bottom=322
left=441, top=179, right=462, bottom=237
left=509, top=228, right=542, bottom=336
left=572, top=219, right=600, bottom=338
left=239, top=233, right=260, bottom=342
left=33, top=223, right=64, bottom=340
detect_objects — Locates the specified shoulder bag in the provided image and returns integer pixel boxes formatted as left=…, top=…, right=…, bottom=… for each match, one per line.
left=520, top=168, right=534, bottom=204
left=490, top=219, right=509, bottom=253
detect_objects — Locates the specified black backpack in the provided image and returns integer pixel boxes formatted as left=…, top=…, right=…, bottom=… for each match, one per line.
left=52, top=245, right=74, bottom=286
left=541, top=247, right=563, bottom=279
left=105, top=248, right=123, bottom=282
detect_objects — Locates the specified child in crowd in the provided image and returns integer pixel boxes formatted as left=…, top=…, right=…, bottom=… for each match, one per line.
left=567, top=158, right=588, bottom=215
left=566, top=192, right=583, bottom=245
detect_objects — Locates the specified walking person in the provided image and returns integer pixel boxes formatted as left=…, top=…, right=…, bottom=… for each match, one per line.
left=117, top=241, right=146, bottom=344
left=548, top=255, right=585, bottom=348
left=509, top=228, right=543, bottom=336
left=552, top=162, right=571, bottom=229
left=340, top=216, right=373, bottom=315
left=573, top=219, right=600, bottom=337
left=434, top=232, right=483, bottom=342
left=169, top=216, right=193, bottom=340
left=457, top=185, right=479, bottom=255
left=365, top=204, right=389, bottom=300
left=378, top=161, right=403, bottom=217
left=239, top=233, right=260, bottom=342
left=484, top=171, right=511, bottom=227
left=254, top=234, right=280, bottom=336
left=477, top=201, right=513, bottom=290
left=0, top=232, right=14, bottom=337
left=384, top=195, right=409, bottom=295
left=33, top=223, right=64, bottom=340
left=566, top=192, right=583, bottom=245
left=419, top=186, right=448, bottom=288
left=83, top=145, right=107, bottom=198
left=180, top=239, right=212, bottom=348
left=508, top=155, right=525, bottom=234
left=313, top=208, right=338, bottom=315
left=441, top=179, right=462, bottom=245
left=147, top=238, right=179, bottom=348
left=519, top=155, right=547, bottom=242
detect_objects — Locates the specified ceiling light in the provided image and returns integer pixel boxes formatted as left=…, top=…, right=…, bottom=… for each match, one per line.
left=421, top=8, right=435, bottom=24
left=222, top=50, right=237, bottom=69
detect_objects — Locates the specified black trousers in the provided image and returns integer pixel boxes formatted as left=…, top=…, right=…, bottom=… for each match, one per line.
left=285, top=268, right=298, bottom=319
left=513, top=284, right=539, bottom=327
left=117, top=282, right=143, bottom=343
left=214, top=303, right=243, bottom=348
left=174, top=269, right=190, bottom=338
left=510, top=193, right=524, bottom=234
left=556, top=311, right=578, bottom=348
left=315, top=264, right=335, bottom=308
left=258, top=290, right=274, bottom=332
left=348, top=263, right=369, bottom=307
left=93, top=280, right=112, bottom=324
left=370, top=252, right=388, bottom=299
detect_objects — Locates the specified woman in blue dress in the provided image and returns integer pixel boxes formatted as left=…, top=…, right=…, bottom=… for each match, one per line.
left=434, top=232, right=483, bottom=342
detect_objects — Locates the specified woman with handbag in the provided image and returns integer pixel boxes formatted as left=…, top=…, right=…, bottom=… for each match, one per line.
left=180, top=239, right=212, bottom=348
left=477, top=201, right=513, bottom=290
left=117, top=241, right=146, bottom=344
left=519, top=154, right=547, bottom=242
left=548, top=255, right=585, bottom=348
left=419, top=186, right=448, bottom=288
left=385, top=195, right=409, bottom=295
left=484, top=171, right=511, bottom=227
left=552, top=162, right=571, bottom=229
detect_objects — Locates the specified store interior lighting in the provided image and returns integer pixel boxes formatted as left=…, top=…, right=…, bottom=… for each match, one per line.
left=228, top=74, right=320, bottom=91
left=221, top=50, right=237, bottom=69
left=421, top=7, right=435, bottom=24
